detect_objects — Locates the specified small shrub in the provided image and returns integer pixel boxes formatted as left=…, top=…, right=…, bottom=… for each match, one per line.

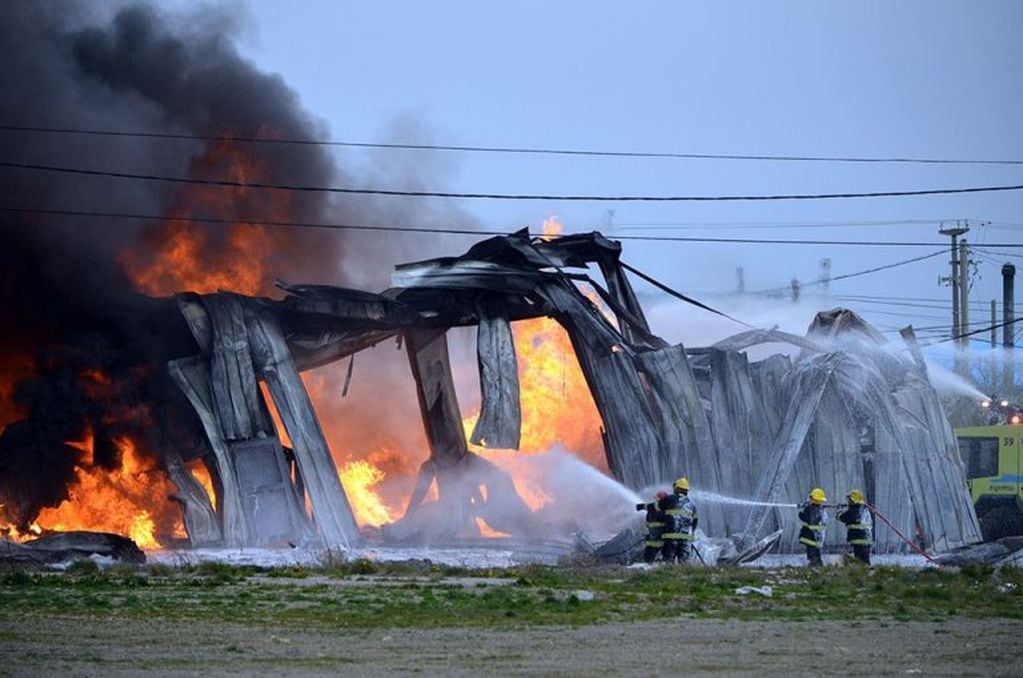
left=1, top=568, right=32, bottom=586
left=348, top=558, right=378, bottom=576
left=66, top=558, right=100, bottom=577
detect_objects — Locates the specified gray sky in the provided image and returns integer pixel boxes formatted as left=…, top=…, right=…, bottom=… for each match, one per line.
left=169, top=0, right=1023, bottom=355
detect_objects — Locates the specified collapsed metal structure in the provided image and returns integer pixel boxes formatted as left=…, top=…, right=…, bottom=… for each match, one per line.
left=167, top=231, right=982, bottom=554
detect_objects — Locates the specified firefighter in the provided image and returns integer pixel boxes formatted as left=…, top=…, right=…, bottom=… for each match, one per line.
left=635, top=490, right=669, bottom=563
left=837, top=488, right=873, bottom=565
left=660, top=477, right=698, bottom=563
left=798, top=487, right=829, bottom=567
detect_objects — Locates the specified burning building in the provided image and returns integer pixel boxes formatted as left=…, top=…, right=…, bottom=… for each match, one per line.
left=151, top=231, right=981, bottom=556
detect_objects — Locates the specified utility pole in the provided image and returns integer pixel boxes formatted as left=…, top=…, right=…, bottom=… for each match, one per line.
left=991, top=300, right=998, bottom=393
left=736, top=267, right=745, bottom=294
left=939, top=221, right=969, bottom=375
left=959, top=238, right=971, bottom=377
left=1004, top=264, right=1016, bottom=395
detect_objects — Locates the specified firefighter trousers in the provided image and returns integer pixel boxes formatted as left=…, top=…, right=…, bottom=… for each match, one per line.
left=662, top=539, right=690, bottom=564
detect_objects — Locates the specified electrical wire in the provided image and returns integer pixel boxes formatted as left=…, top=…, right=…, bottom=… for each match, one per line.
left=614, top=218, right=968, bottom=231
left=751, top=249, right=947, bottom=294
left=918, top=314, right=1023, bottom=347
left=7, top=206, right=1022, bottom=248
left=4, top=159, right=1023, bottom=203
left=3, top=124, right=1023, bottom=166
left=973, top=246, right=1023, bottom=262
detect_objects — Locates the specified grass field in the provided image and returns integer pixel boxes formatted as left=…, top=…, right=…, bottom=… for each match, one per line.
left=1, top=559, right=1021, bottom=675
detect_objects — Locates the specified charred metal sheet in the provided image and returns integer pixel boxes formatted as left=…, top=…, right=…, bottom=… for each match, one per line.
left=405, top=328, right=469, bottom=470
left=203, top=294, right=276, bottom=441
left=471, top=298, right=521, bottom=450
left=164, top=450, right=221, bottom=547
left=167, top=356, right=251, bottom=547
left=246, top=311, right=359, bottom=548
left=175, top=292, right=213, bottom=354
left=228, top=438, right=310, bottom=545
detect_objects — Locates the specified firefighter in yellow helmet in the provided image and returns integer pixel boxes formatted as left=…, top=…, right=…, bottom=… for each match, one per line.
left=837, top=489, right=873, bottom=565
left=798, top=487, right=829, bottom=567
left=659, top=477, right=698, bottom=563
left=635, top=490, right=669, bottom=563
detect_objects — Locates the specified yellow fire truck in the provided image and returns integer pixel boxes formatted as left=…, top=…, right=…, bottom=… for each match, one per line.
left=955, top=424, right=1023, bottom=540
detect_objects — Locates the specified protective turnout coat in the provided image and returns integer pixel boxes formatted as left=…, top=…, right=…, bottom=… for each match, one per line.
left=837, top=504, right=873, bottom=546
left=659, top=493, right=697, bottom=541
left=798, top=503, right=828, bottom=548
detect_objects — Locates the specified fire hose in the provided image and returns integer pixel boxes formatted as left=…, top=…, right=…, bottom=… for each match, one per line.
left=799, top=502, right=943, bottom=566
left=864, top=502, right=942, bottom=567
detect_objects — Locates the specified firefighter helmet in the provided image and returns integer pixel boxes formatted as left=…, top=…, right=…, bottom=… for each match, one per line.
left=810, top=487, right=827, bottom=504
left=655, top=490, right=668, bottom=500
left=673, top=477, right=690, bottom=492
left=847, top=488, right=865, bottom=505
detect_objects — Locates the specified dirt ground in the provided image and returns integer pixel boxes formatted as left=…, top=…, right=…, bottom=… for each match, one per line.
left=1, top=615, right=1020, bottom=676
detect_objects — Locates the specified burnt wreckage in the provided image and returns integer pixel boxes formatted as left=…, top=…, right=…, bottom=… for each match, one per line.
left=167, top=231, right=981, bottom=555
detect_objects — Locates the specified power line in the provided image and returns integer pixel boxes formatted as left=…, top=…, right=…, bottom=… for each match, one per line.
left=4, top=159, right=1023, bottom=203
left=919, top=314, right=1023, bottom=347
left=0, top=206, right=497, bottom=238
left=973, top=246, right=1023, bottom=262
left=751, top=250, right=947, bottom=294
left=833, top=297, right=988, bottom=313
left=834, top=296, right=952, bottom=310
left=614, top=218, right=964, bottom=231
left=852, top=308, right=951, bottom=322
left=7, top=206, right=1023, bottom=249
left=4, top=124, right=1023, bottom=166
left=835, top=293, right=1021, bottom=308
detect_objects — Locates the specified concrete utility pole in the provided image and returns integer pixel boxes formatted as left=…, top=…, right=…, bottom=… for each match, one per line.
left=959, top=239, right=971, bottom=376
left=991, top=300, right=998, bottom=392
left=939, top=222, right=969, bottom=375
left=736, top=267, right=745, bottom=294
left=1004, top=263, right=1016, bottom=395
left=818, top=258, right=832, bottom=292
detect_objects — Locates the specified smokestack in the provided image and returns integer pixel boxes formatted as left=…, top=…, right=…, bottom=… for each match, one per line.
left=1003, top=263, right=1015, bottom=395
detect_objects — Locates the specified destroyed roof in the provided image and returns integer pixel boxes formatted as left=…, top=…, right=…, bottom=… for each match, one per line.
left=165, top=231, right=981, bottom=555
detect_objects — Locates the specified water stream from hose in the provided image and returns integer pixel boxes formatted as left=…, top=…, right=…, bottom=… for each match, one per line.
left=688, top=489, right=797, bottom=509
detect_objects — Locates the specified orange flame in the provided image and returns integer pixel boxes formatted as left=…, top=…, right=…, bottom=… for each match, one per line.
left=339, top=460, right=393, bottom=527
left=19, top=434, right=182, bottom=549
left=120, top=139, right=290, bottom=297
left=188, top=462, right=217, bottom=511
left=540, top=216, right=563, bottom=241
left=474, top=516, right=511, bottom=538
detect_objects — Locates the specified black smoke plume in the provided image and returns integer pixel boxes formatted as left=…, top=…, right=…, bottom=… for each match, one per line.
left=0, top=1, right=349, bottom=530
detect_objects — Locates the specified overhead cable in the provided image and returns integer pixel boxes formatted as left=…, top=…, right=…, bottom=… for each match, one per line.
left=3, top=159, right=1023, bottom=203
left=751, top=250, right=947, bottom=294
left=8, top=206, right=1023, bottom=248
left=3, top=124, right=1023, bottom=166
left=618, top=261, right=754, bottom=328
